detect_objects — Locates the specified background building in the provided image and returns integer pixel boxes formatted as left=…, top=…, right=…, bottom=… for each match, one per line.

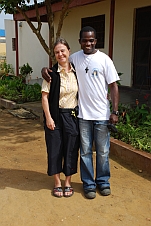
left=0, top=29, right=6, bottom=63
left=4, top=0, right=151, bottom=89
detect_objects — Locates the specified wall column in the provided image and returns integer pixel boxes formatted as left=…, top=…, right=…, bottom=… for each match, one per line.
left=108, top=0, right=115, bottom=59
left=15, top=20, right=19, bottom=76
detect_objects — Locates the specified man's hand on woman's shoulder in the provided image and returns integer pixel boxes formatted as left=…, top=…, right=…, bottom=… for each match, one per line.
left=41, top=67, right=52, bottom=83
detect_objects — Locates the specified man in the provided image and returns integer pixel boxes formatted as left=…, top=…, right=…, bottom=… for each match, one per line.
left=42, top=26, right=119, bottom=199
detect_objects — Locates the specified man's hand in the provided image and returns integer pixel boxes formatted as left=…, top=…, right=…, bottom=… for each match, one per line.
left=109, top=114, right=118, bottom=124
left=41, top=67, right=52, bottom=83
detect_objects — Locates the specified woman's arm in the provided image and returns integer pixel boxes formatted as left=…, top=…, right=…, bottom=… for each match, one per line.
left=42, top=91, right=55, bottom=130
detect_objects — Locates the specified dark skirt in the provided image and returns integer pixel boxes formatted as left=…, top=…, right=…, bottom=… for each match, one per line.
left=44, top=111, right=80, bottom=176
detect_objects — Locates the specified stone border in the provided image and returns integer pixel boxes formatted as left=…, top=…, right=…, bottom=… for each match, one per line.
left=110, top=137, right=151, bottom=175
left=0, top=97, right=17, bottom=109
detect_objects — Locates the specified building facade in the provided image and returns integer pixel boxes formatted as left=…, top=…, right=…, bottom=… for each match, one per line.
left=5, top=0, right=151, bottom=89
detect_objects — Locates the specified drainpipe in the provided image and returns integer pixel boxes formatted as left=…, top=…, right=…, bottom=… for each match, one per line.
left=15, top=20, right=19, bottom=76
left=108, top=0, right=115, bottom=60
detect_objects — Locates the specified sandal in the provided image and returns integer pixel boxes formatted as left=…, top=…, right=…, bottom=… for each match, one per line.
left=53, top=187, right=63, bottom=198
left=64, top=186, right=74, bottom=197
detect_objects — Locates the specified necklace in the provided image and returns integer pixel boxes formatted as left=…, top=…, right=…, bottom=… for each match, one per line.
left=84, top=51, right=97, bottom=73
left=85, top=67, right=89, bottom=73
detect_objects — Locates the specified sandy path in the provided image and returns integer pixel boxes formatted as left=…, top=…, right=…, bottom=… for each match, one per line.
left=0, top=109, right=151, bottom=226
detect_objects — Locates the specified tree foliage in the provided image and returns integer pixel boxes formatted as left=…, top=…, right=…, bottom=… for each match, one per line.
left=0, top=0, right=73, bottom=64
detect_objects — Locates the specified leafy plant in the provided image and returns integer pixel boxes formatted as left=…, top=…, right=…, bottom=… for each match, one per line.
left=0, top=75, right=41, bottom=104
left=19, top=63, right=33, bottom=77
left=0, top=61, right=14, bottom=77
left=117, top=72, right=123, bottom=86
left=111, top=103, right=151, bottom=153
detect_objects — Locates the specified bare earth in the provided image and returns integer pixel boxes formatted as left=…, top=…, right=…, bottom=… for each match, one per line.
left=0, top=109, right=151, bottom=226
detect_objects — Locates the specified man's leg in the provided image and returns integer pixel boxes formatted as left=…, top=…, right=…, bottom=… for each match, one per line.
left=79, top=118, right=96, bottom=199
left=94, top=120, right=111, bottom=196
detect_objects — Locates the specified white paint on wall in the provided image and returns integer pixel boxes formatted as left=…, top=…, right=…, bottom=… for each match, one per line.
left=4, top=0, right=151, bottom=87
left=5, top=20, right=16, bottom=73
left=113, top=0, right=151, bottom=87
left=54, top=1, right=110, bottom=55
left=18, top=21, right=49, bottom=82
left=5, top=19, right=49, bottom=84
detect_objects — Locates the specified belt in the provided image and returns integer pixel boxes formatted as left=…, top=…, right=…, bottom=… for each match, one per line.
left=59, top=108, right=74, bottom=113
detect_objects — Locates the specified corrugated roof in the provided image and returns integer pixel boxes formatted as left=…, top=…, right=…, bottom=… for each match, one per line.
left=0, top=29, right=5, bottom=37
left=26, top=0, right=61, bottom=10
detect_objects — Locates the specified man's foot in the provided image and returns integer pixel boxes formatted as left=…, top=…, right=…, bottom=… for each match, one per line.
left=64, top=186, right=74, bottom=197
left=99, top=187, right=111, bottom=196
left=84, top=189, right=96, bottom=199
left=53, top=187, right=63, bottom=198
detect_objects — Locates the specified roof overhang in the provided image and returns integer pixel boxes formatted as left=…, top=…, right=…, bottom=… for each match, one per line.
left=13, top=0, right=105, bottom=21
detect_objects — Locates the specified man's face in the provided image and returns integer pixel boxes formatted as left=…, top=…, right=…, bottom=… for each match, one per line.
left=79, top=31, right=97, bottom=54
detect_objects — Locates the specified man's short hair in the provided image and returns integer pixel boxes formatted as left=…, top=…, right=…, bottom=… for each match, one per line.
left=79, top=26, right=97, bottom=39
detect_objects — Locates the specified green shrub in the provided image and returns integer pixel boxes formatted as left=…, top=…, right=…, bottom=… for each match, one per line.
left=0, top=61, right=14, bottom=77
left=111, top=103, right=151, bottom=153
left=19, top=63, right=33, bottom=78
left=0, top=75, right=41, bottom=103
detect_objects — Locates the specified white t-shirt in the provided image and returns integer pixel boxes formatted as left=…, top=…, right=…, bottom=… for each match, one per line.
left=69, top=50, right=119, bottom=120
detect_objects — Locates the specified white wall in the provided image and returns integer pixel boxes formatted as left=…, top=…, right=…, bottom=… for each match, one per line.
left=113, top=0, right=151, bottom=86
left=5, top=20, right=16, bottom=73
left=18, top=21, right=49, bottom=84
left=5, top=0, right=151, bottom=87
left=54, top=1, right=110, bottom=55
left=54, top=0, right=151, bottom=87
left=5, top=19, right=49, bottom=84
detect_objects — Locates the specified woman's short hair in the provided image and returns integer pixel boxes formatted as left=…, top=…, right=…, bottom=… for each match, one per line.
left=53, top=37, right=70, bottom=51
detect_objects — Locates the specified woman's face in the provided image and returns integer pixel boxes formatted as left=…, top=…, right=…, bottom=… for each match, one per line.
left=54, top=43, right=70, bottom=65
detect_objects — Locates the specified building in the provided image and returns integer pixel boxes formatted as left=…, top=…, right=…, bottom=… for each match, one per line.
left=0, top=29, right=6, bottom=63
left=4, top=0, right=151, bottom=89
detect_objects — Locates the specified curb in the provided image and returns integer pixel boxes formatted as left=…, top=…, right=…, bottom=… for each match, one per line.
left=0, top=97, right=17, bottom=109
left=0, top=97, right=43, bottom=123
left=110, top=137, right=151, bottom=175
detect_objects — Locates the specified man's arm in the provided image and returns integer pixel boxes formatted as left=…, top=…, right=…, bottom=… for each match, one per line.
left=108, top=82, right=119, bottom=124
left=41, top=67, right=52, bottom=83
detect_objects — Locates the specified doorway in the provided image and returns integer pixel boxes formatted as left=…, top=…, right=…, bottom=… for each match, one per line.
left=133, top=6, right=151, bottom=90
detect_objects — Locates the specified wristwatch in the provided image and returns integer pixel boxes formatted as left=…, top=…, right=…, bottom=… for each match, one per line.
left=112, top=111, right=119, bottom=116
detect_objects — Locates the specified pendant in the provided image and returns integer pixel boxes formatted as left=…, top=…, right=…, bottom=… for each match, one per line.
left=85, top=67, right=89, bottom=73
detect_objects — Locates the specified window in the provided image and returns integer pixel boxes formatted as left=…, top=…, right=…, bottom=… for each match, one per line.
left=81, top=15, right=105, bottom=48
left=12, top=38, right=16, bottom=51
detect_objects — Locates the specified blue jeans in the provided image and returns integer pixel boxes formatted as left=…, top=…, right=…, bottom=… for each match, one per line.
left=79, top=118, right=110, bottom=191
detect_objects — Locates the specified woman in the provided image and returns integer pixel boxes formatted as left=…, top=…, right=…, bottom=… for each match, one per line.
left=41, top=38, right=79, bottom=198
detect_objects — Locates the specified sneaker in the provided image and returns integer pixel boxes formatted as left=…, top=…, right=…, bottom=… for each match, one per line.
left=99, top=187, right=111, bottom=196
left=84, top=189, right=96, bottom=199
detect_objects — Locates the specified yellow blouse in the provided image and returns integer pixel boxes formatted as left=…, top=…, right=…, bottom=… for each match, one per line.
left=41, top=63, right=78, bottom=108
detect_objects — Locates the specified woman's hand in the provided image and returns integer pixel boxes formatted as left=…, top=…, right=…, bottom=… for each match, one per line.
left=42, top=91, right=55, bottom=130
left=46, top=116, right=55, bottom=130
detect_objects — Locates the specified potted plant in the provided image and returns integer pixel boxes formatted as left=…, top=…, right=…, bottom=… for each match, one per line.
left=19, top=63, right=33, bottom=83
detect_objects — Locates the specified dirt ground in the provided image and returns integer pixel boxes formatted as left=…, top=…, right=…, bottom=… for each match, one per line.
left=0, top=109, right=151, bottom=226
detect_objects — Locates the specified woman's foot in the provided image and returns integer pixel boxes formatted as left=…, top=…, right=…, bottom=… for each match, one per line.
left=53, top=187, right=63, bottom=198
left=64, top=186, right=74, bottom=197
left=64, top=175, right=74, bottom=197
left=53, top=174, right=63, bottom=197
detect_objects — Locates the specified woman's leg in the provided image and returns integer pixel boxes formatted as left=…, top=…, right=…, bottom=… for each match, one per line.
left=61, top=113, right=80, bottom=176
left=44, top=124, right=62, bottom=176
left=65, top=175, right=71, bottom=187
left=53, top=173, right=63, bottom=197
left=64, top=175, right=74, bottom=197
left=61, top=112, right=79, bottom=197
